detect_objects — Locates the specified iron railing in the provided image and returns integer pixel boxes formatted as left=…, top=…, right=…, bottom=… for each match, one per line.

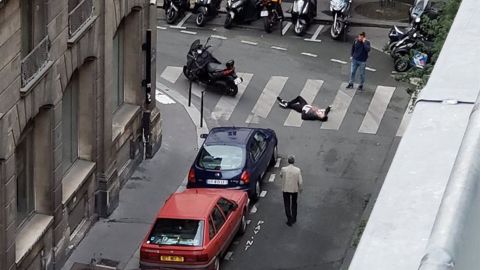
left=68, top=0, right=94, bottom=37
left=20, top=36, right=49, bottom=87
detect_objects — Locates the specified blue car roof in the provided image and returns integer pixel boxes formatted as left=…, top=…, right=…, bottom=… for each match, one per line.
left=205, top=127, right=254, bottom=146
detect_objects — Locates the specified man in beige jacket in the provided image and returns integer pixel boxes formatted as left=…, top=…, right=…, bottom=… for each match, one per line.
left=280, top=155, right=303, bottom=226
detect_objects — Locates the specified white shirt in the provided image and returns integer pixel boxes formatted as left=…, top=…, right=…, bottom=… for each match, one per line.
left=280, top=164, right=303, bottom=193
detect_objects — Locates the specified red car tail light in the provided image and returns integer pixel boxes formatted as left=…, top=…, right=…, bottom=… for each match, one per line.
left=240, top=170, right=250, bottom=184
left=196, top=254, right=209, bottom=262
left=140, top=247, right=160, bottom=261
left=188, top=167, right=196, bottom=183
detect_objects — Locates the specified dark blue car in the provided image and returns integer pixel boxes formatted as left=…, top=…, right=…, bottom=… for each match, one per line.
left=187, top=127, right=278, bottom=200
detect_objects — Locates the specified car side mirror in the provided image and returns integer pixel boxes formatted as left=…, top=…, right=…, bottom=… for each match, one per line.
left=200, top=133, right=208, bottom=139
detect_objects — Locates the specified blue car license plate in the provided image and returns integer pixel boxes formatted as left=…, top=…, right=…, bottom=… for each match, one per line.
left=206, top=179, right=228, bottom=185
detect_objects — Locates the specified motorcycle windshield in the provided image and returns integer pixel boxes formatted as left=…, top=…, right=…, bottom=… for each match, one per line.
left=293, top=0, right=305, bottom=13
left=411, top=0, right=428, bottom=17
left=330, top=0, right=347, bottom=10
left=189, top=39, right=201, bottom=52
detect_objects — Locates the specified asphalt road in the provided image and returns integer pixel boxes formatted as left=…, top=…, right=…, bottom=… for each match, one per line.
left=154, top=11, right=410, bottom=270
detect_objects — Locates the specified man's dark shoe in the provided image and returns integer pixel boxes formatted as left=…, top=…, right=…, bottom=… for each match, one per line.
left=325, top=106, right=332, bottom=115
left=346, top=83, right=354, bottom=89
left=286, top=221, right=292, bottom=227
left=292, top=219, right=296, bottom=224
left=357, top=85, right=364, bottom=91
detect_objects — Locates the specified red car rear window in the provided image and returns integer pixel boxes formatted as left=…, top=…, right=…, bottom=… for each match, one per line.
left=147, top=218, right=204, bottom=246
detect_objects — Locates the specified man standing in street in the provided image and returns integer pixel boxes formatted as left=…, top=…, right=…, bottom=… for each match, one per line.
left=280, top=155, right=303, bottom=227
left=347, top=32, right=371, bottom=91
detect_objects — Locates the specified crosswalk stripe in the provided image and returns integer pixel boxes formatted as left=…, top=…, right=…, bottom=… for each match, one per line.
left=160, top=66, right=183, bottom=84
left=396, top=99, right=413, bottom=137
left=358, top=86, right=396, bottom=134
left=246, top=76, right=288, bottom=124
left=284, top=79, right=324, bottom=127
left=211, top=73, right=254, bottom=121
left=321, top=83, right=355, bottom=130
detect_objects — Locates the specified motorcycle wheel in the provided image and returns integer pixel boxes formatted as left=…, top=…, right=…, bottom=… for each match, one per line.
left=294, top=21, right=305, bottom=36
left=183, top=66, right=195, bottom=81
left=196, top=7, right=207, bottom=26
left=264, top=16, right=272, bottom=33
left=394, top=58, right=410, bottom=72
left=227, top=84, right=238, bottom=96
left=166, top=7, right=178, bottom=24
left=330, top=14, right=343, bottom=40
left=224, top=14, right=233, bottom=29
left=388, top=41, right=398, bottom=53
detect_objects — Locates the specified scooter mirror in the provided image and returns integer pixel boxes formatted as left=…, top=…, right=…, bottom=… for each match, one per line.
left=415, top=17, right=421, bottom=23
left=413, top=32, right=418, bottom=38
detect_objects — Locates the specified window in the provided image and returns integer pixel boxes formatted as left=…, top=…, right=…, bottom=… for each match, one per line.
left=198, top=145, right=245, bottom=170
left=112, top=25, right=125, bottom=112
left=68, top=0, right=81, bottom=12
left=147, top=218, right=205, bottom=247
left=62, top=75, right=79, bottom=174
left=20, top=0, right=47, bottom=57
left=249, top=140, right=261, bottom=161
left=16, top=128, right=35, bottom=227
left=217, top=198, right=236, bottom=218
left=254, top=132, right=267, bottom=152
left=211, top=207, right=226, bottom=234
left=208, top=216, right=215, bottom=239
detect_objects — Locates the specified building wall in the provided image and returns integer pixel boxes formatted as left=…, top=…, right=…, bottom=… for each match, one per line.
left=0, top=1, right=161, bottom=269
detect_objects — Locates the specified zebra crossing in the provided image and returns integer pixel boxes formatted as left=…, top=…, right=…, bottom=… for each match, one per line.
left=157, top=65, right=410, bottom=136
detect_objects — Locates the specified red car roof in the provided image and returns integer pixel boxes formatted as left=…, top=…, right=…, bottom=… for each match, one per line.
left=157, top=189, right=245, bottom=220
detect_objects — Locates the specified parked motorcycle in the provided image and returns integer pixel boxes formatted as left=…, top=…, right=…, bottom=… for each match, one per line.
left=409, top=0, right=443, bottom=23
left=193, top=0, right=222, bottom=26
left=291, top=0, right=317, bottom=35
left=260, top=0, right=283, bottom=33
left=183, top=38, right=243, bottom=96
left=329, top=0, right=351, bottom=40
left=224, top=0, right=262, bottom=29
left=164, top=0, right=190, bottom=24
left=388, top=17, right=421, bottom=52
left=390, top=31, right=427, bottom=59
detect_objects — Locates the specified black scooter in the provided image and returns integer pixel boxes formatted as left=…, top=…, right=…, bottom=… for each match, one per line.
left=194, top=0, right=222, bottom=26
left=183, top=38, right=243, bottom=96
left=224, top=0, right=262, bottom=29
left=164, top=0, right=190, bottom=24
left=329, top=0, right=351, bottom=40
left=260, top=0, right=283, bottom=33
left=291, top=0, right=316, bottom=36
left=388, top=17, right=421, bottom=52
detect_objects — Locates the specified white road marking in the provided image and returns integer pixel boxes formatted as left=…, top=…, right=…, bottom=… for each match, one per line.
left=366, top=67, right=377, bottom=72
left=211, top=73, right=253, bottom=121
left=169, top=25, right=187, bottom=29
left=224, top=251, right=234, bottom=261
left=396, top=98, right=414, bottom=137
left=282, top=22, right=292, bottom=35
left=358, top=86, right=396, bottom=134
left=259, top=191, right=267, bottom=198
left=284, top=79, right=324, bottom=127
left=274, top=158, right=281, bottom=168
left=241, top=40, right=258, bottom=46
left=180, top=30, right=197, bottom=35
left=331, top=59, right=348, bottom=64
left=172, top=12, right=191, bottom=29
left=271, top=46, right=287, bottom=51
left=211, top=34, right=227, bottom=40
left=246, top=76, right=288, bottom=124
left=309, top=25, right=324, bottom=40
left=160, top=66, right=183, bottom=84
left=155, top=91, right=176, bottom=104
left=246, top=220, right=251, bottom=225
left=301, top=52, right=318, bottom=58
left=268, top=174, right=275, bottom=182
left=156, top=26, right=167, bottom=30
left=250, top=205, right=258, bottom=214
left=304, top=39, right=322, bottom=43
left=321, top=83, right=355, bottom=130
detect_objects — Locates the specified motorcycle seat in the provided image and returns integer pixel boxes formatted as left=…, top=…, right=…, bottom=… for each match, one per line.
left=207, top=62, right=224, bottom=73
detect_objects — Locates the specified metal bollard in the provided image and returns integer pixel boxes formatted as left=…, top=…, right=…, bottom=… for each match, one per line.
left=188, top=80, right=192, bottom=107
left=200, top=90, right=205, bottom=128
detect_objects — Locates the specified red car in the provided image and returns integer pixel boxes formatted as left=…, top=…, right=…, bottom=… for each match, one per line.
left=140, top=189, right=249, bottom=270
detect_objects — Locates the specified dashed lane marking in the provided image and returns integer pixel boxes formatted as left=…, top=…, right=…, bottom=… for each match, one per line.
left=331, top=58, right=348, bottom=64
left=156, top=26, right=167, bottom=30
left=301, top=52, right=318, bottom=58
left=241, top=40, right=258, bottom=46
left=304, top=39, right=322, bottom=43
left=224, top=251, right=233, bottom=261
left=271, top=46, right=287, bottom=51
left=282, top=22, right=292, bottom=35
left=260, top=191, right=267, bottom=198
left=211, top=34, right=227, bottom=40
left=275, top=158, right=281, bottom=168
left=180, top=30, right=197, bottom=35
left=268, top=174, right=275, bottom=182
left=246, top=220, right=251, bottom=225
left=250, top=205, right=258, bottom=214
left=366, top=67, right=377, bottom=72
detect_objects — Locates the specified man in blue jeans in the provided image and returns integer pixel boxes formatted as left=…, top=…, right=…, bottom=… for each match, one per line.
left=347, top=32, right=371, bottom=91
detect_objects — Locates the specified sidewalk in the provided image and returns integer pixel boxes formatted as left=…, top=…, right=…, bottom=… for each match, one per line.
left=62, top=86, right=203, bottom=270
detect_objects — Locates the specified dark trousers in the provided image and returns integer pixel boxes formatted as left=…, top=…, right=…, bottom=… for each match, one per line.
left=287, top=96, right=308, bottom=113
left=283, top=192, right=298, bottom=223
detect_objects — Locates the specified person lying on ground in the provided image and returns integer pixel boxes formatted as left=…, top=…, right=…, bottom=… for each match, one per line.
left=277, top=96, right=332, bottom=121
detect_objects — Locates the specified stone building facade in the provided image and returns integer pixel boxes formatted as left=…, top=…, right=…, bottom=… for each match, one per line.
left=0, top=0, right=162, bottom=269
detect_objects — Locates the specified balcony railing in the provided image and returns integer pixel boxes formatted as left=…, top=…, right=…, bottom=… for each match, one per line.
left=68, top=0, right=94, bottom=37
left=21, top=37, right=50, bottom=87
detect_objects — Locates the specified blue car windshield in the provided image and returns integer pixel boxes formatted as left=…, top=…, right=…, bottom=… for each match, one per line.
left=198, top=145, right=245, bottom=170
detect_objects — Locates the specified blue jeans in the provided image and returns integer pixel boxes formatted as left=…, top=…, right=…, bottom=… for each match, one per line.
left=349, top=59, right=366, bottom=86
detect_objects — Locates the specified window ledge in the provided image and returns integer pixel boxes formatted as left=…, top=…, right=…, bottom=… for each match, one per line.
left=67, top=15, right=98, bottom=46
left=112, top=103, right=141, bottom=142
left=15, top=214, right=54, bottom=264
left=20, top=60, right=54, bottom=96
left=62, top=159, right=96, bottom=205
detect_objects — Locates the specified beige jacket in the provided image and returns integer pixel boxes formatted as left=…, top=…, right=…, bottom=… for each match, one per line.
left=280, top=164, right=303, bottom=193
